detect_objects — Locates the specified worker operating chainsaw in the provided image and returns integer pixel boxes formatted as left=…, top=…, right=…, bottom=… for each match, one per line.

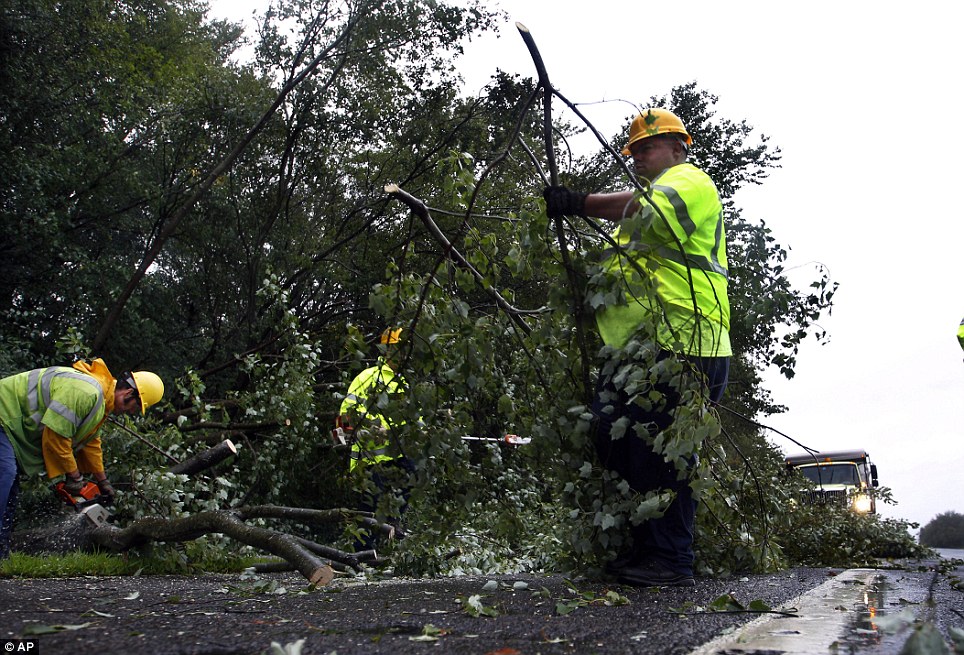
left=544, top=108, right=730, bottom=588
left=0, top=358, right=164, bottom=558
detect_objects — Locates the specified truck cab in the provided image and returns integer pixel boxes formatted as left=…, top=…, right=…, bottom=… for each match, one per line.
left=785, top=449, right=879, bottom=514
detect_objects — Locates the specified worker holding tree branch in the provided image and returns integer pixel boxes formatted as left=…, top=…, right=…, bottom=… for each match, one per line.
left=544, top=107, right=730, bottom=587
left=0, top=357, right=164, bottom=558
left=338, top=328, right=416, bottom=550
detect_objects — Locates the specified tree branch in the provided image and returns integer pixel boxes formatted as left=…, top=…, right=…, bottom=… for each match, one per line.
left=168, top=439, right=238, bottom=476
left=515, top=24, right=593, bottom=403
left=88, top=511, right=335, bottom=586
left=384, top=183, right=541, bottom=336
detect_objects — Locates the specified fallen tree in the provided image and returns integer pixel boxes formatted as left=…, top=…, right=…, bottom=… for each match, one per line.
left=84, top=505, right=392, bottom=586
left=12, top=440, right=396, bottom=586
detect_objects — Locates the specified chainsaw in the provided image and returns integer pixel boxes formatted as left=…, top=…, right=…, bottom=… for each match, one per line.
left=331, top=414, right=352, bottom=448
left=461, top=434, right=531, bottom=446
left=52, top=480, right=112, bottom=527
left=332, top=414, right=531, bottom=447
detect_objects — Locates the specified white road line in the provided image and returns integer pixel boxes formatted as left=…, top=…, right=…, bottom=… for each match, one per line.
left=688, top=569, right=883, bottom=655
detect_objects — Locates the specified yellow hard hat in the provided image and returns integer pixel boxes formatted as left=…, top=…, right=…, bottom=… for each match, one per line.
left=622, top=108, right=693, bottom=155
left=380, top=328, right=402, bottom=345
left=130, top=371, right=164, bottom=414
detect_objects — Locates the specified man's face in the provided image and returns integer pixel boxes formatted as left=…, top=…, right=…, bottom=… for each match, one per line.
left=115, top=388, right=142, bottom=415
left=629, top=135, right=680, bottom=181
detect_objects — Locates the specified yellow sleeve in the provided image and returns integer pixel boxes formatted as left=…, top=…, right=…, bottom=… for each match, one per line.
left=41, top=426, right=79, bottom=479
left=75, top=435, right=105, bottom=475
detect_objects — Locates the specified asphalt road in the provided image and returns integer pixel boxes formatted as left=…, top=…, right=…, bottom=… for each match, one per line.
left=0, top=555, right=961, bottom=655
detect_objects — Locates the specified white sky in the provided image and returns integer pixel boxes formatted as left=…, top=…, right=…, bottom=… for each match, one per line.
left=210, top=0, right=964, bottom=530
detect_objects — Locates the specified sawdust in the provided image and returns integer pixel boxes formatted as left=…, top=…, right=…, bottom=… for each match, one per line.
left=11, top=511, right=90, bottom=555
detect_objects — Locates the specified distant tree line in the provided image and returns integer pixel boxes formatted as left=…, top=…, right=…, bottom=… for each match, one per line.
left=920, top=512, right=964, bottom=548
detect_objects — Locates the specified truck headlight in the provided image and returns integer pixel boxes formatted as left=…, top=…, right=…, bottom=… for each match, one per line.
left=853, top=494, right=873, bottom=513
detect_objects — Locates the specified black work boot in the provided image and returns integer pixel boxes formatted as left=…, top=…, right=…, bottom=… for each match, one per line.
left=603, top=552, right=638, bottom=576
left=618, top=560, right=695, bottom=587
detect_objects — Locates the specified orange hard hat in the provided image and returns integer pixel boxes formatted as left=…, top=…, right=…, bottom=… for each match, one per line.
left=622, top=108, right=693, bottom=155
left=380, top=328, right=402, bottom=345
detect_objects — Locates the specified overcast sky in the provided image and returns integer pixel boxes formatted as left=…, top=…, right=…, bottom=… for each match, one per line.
left=210, top=0, right=963, bottom=530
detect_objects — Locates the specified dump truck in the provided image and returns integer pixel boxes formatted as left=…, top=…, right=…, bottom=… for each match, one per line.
left=785, top=449, right=879, bottom=514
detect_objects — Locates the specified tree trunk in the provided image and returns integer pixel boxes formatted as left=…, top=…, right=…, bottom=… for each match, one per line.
left=87, top=509, right=341, bottom=584
left=13, top=505, right=398, bottom=586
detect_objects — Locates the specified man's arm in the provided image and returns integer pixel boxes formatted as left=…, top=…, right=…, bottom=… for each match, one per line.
left=76, top=435, right=106, bottom=477
left=40, top=425, right=80, bottom=479
left=583, top=191, right=637, bottom=222
left=544, top=186, right=637, bottom=222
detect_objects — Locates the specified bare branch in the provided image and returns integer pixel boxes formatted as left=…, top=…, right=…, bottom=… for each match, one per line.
left=88, top=511, right=335, bottom=586
left=384, top=184, right=544, bottom=336
left=515, top=23, right=593, bottom=402
left=14, top=504, right=402, bottom=584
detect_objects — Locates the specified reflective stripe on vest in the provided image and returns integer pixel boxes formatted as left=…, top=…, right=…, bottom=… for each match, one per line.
left=594, top=163, right=731, bottom=355
left=602, top=223, right=729, bottom=280
left=27, top=368, right=104, bottom=435
left=349, top=445, right=391, bottom=461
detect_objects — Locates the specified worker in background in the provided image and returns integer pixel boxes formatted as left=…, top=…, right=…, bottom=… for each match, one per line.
left=544, top=108, right=730, bottom=587
left=338, top=328, right=416, bottom=549
left=958, top=318, right=964, bottom=360
left=0, top=358, right=164, bottom=558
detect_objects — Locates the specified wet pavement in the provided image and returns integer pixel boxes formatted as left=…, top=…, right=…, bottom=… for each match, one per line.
left=0, top=554, right=960, bottom=655
left=689, top=551, right=964, bottom=655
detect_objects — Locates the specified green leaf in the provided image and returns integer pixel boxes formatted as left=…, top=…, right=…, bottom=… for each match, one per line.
left=900, top=623, right=951, bottom=655
left=22, top=622, right=94, bottom=635
left=747, top=599, right=772, bottom=612
left=708, top=594, right=744, bottom=612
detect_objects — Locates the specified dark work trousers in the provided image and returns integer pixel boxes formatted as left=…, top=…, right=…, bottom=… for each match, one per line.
left=355, top=456, right=415, bottom=552
left=0, top=428, right=20, bottom=559
left=592, top=349, right=729, bottom=575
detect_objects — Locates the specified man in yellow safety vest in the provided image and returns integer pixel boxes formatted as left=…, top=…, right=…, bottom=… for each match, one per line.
left=0, top=358, right=164, bottom=557
left=339, top=328, right=408, bottom=472
left=338, top=328, right=415, bottom=549
left=957, top=318, right=964, bottom=358
left=545, top=107, right=730, bottom=587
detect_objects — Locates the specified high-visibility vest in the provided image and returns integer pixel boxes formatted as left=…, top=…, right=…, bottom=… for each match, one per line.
left=338, top=360, right=402, bottom=470
left=595, top=163, right=731, bottom=357
left=958, top=317, right=964, bottom=352
left=0, top=366, right=107, bottom=476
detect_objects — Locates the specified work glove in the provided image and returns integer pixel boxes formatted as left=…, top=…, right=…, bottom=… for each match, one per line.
left=97, top=478, right=116, bottom=504
left=543, top=185, right=587, bottom=219
left=61, top=475, right=85, bottom=496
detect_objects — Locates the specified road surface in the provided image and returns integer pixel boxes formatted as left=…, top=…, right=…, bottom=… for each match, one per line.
left=0, top=551, right=960, bottom=654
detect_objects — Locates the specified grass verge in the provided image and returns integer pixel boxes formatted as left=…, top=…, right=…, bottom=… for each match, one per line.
left=0, top=551, right=264, bottom=578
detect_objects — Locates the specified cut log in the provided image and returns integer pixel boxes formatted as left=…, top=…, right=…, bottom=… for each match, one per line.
left=168, top=439, right=238, bottom=476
